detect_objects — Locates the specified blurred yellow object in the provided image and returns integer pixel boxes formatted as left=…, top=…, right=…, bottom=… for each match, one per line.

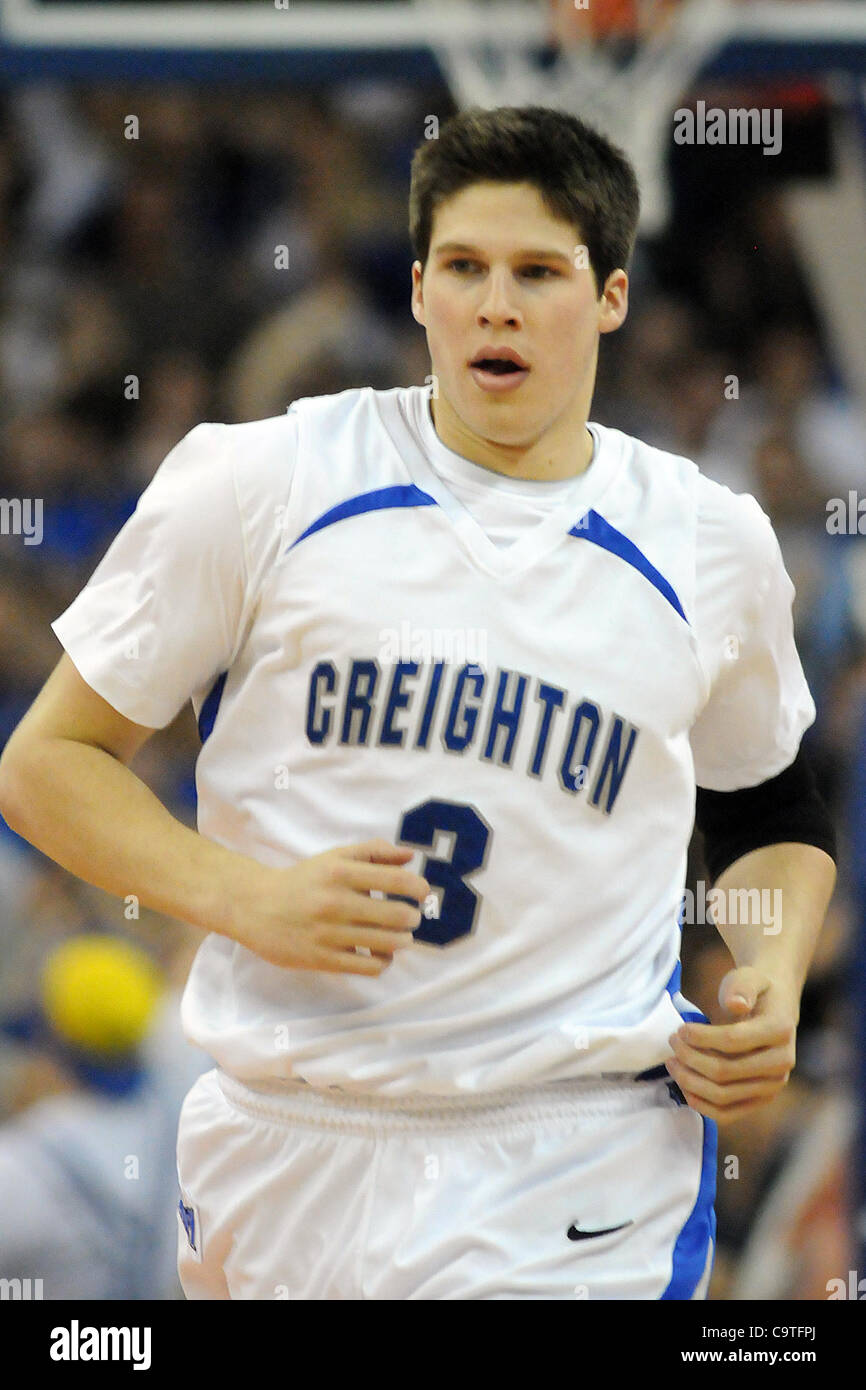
left=40, top=934, right=163, bottom=1056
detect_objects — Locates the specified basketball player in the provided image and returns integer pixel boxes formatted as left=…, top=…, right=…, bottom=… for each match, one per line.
left=0, top=107, right=836, bottom=1299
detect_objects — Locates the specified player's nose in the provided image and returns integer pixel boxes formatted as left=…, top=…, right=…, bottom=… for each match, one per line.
left=476, top=269, right=522, bottom=329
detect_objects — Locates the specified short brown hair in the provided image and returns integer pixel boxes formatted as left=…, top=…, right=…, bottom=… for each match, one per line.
left=409, top=105, right=640, bottom=292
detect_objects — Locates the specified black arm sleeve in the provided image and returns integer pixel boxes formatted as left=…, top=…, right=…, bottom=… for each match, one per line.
left=694, top=743, right=837, bottom=883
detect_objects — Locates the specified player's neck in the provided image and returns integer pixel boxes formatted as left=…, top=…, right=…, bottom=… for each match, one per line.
left=429, top=394, right=595, bottom=482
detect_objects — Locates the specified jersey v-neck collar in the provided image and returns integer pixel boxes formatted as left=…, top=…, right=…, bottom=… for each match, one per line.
left=392, top=385, right=625, bottom=579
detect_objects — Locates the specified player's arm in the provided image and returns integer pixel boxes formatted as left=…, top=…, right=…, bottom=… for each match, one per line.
left=0, top=422, right=428, bottom=978
left=679, top=482, right=838, bottom=1122
left=0, top=660, right=428, bottom=980
left=667, top=842, right=835, bottom=1125
left=705, top=840, right=835, bottom=1010
left=667, top=752, right=837, bottom=1123
left=0, top=650, right=239, bottom=931
left=694, top=745, right=837, bottom=1005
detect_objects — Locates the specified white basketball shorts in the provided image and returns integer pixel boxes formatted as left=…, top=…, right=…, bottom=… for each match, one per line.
left=176, top=1067, right=716, bottom=1300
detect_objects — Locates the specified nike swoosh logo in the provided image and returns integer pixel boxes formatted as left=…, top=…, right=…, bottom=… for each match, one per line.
left=567, top=1221, right=633, bottom=1242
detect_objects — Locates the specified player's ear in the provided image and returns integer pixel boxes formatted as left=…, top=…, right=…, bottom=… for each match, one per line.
left=598, top=269, right=629, bottom=336
left=411, top=261, right=426, bottom=326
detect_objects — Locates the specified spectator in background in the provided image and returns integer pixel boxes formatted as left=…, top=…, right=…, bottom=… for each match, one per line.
left=592, top=291, right=703, bottom=448
left=0, top=932, right=210, bottom=1299
left=225, top=247, right=404, bottom=422
left=702, top=323, right=866, bottom=500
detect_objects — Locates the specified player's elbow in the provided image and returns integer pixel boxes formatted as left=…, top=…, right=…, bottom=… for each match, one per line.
left=0, top=727, right=45, bottom=835
left=0, top=737, right=25, bottom=832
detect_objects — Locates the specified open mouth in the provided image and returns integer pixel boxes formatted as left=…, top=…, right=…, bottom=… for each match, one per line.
left=469, top=354, right=530, bottom=392
left=472, top=358, right=524, bottom=375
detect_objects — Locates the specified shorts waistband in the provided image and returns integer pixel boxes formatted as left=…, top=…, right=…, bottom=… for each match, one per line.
left=215, top=1068, right=671, bottom=1136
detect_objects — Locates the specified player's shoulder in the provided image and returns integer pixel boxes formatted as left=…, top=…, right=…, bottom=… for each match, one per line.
left=592, top=422, right=703, bottom=529
left=602, top=421, right=777, bottom=570
left=594, top=421, right=699, bottom=489
left=284, top=382, right=422, bottom=434
left=204, top=383, right=415, bottom=456
left=186, top=386, right=416, bottom=528
left=169, top=404, right=316, bottom=511
left=692, top=468, right=779, bottom=578
left=181, top=410, right=300, bottom=466
left=155, top=413, right=300, bottom=493
left=147, top=414, right=306, bottom=559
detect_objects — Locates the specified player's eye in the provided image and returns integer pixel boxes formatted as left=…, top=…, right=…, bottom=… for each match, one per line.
left=443, top=259, right=561, bottom=278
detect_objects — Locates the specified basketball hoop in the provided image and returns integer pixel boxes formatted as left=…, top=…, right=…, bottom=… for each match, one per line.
left=550, top=0, right=677, bottom=45
left=417, top=0, right=736, bottom=237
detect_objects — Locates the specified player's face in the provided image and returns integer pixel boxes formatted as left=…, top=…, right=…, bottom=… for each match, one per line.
left=411, top=181, right=628, bottom=473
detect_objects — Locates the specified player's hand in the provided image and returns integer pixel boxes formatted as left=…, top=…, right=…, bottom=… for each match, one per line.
left=225, top=839, right=429, bottom=977
left=664, top=966, right=798, bottom=1124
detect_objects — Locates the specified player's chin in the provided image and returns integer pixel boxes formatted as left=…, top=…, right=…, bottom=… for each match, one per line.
left=462, top=396, right=550, bottom=447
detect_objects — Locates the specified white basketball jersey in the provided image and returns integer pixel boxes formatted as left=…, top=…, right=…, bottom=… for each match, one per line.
left=51, top=384, right=815, bottom=1095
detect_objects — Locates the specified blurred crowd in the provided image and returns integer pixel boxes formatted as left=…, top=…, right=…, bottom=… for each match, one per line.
left=0, top=69, right=863, bottom=1300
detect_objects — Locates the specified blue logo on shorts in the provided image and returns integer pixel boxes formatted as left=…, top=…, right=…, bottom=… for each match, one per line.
left=179, top=1198, right=198, bottom=1252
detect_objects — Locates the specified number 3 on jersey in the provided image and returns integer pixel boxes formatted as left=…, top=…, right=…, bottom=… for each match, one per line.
left=396, top=799, right=491, bottom=947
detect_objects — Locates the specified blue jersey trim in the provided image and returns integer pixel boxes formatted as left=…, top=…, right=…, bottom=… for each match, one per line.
left=668, top=956, right=707, bottom=1027
left=661, top=1116, right=718, bottom=1299
left=666, top=959, right=683, bottom=996
left=569, top=510, right=688, bottom=623
left=198, top=671, right=228, bottom=744
left=285, top=485, right=438, bottom=553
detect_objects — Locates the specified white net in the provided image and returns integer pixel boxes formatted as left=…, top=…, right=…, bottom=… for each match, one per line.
left=417, top=0, right=737, bottom=236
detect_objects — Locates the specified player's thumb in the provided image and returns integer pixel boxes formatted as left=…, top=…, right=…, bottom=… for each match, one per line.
left=718, top=966, right=769, bottom=1019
